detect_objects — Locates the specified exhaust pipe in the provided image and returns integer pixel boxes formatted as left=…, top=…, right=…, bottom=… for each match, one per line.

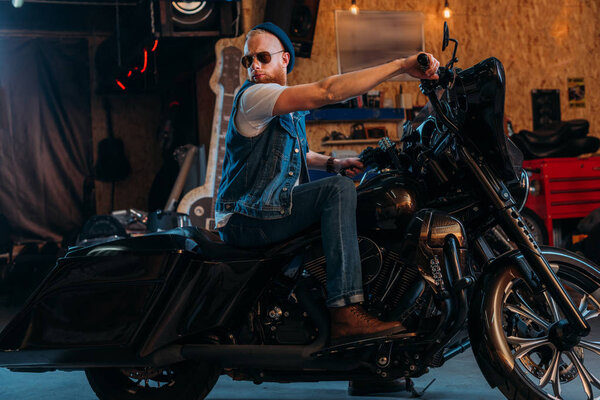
left=151, top=280, right=361, bottom=370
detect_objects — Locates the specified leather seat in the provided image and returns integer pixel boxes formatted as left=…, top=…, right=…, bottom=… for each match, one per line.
left=511, top=119, right=598, bottom=160
left=167, top=226, right=266, bottom=261
left=511, top=135, right=600, bottom=160
left=68, top=225, right=322, bottom=262
left=174, top=226, right=323, bottom=260
left=516, top=119, right=589, bottom=146
left=67, top=227, right=265, bottom=261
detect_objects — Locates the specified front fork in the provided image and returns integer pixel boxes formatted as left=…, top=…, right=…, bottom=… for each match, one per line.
left=460, top=146, right=591, bottom=337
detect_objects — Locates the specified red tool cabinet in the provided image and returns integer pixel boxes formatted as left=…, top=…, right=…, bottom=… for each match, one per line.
left=523, top=156, right=600, bottom=246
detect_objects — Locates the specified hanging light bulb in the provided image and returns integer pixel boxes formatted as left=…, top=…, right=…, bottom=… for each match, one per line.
left=350, top=0, right=359, bottom=15
left=443, top=0, right=452, bottom=18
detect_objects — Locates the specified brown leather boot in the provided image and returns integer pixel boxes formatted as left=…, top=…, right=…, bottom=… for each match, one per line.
left=330, top=304, right=405, bottom=343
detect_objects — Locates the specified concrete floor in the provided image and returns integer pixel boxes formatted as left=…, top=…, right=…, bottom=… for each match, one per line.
left=4, top=340, right=600, bottom=399
left=2, top=321, right=600, bottom=399
left=0, top=349, right=505, bottom=400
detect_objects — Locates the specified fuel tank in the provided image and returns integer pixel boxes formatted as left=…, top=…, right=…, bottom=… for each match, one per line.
left=356, top=172, right=423, bottom=230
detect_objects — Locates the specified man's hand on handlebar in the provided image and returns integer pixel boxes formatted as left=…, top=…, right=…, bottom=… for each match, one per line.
left=338, top=157, right=364, bottom=178
left=404, top=53, right=440, bottom=80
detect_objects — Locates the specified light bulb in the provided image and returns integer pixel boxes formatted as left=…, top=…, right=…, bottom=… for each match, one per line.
left=443, top=0, right=451, bottom=18
left=350, top=0, right=359, bottom=15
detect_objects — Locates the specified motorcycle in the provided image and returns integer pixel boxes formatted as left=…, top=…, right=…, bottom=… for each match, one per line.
left=2, top=23, right=600, bottom=400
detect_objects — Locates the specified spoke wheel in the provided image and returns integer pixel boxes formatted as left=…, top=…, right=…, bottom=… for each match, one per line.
left=470, top=249, right=600, bottom=400
left=503, top=278, right=600, bottom=399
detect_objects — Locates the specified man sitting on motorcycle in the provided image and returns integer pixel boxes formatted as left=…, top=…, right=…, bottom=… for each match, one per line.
left=216, top=22, right=439, bottom=343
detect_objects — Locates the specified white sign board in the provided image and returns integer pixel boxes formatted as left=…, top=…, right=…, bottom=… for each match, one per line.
left=335, top=10, right=425, bottom=81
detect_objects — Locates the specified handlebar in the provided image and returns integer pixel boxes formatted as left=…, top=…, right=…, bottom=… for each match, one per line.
left=415, top=53, right=460, bottom=136
left=357, top=53, right=461, bottom=175
left=417, top=53, right=430, bottom=71
left=358, top=138, right=406, bottom=172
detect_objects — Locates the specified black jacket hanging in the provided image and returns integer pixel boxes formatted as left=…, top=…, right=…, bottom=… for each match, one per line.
left=95, top=97, right=130, bottom=182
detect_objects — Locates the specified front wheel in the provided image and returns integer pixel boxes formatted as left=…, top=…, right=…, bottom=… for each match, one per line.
left=470, top=248, right=600, bottom=400
left=85, top=361, right=220, bottom=400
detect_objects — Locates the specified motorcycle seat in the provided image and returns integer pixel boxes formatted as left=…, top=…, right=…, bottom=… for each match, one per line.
left=511, top=134, right=600, bottom=160
left=159, top=227, right=267, bottom=261
left=516, top=119, right=589, bottom=146
left=68, top=225, right=321, bottom=262
left=67, top=227, right=266, bottom=261
left=176, top=225, right=323, bottom=260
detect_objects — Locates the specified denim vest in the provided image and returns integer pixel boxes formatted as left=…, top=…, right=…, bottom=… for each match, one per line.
left=215, top=80, right=310, bottom=221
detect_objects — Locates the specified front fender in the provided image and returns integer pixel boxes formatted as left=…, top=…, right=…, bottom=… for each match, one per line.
left=468, top=246, right=600, bottom=389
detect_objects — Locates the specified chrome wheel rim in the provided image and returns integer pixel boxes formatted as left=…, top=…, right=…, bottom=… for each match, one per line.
left=502, top=267, right=600, bottom=399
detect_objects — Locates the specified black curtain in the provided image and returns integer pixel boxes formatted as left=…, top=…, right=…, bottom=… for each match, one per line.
left=0, top=37, right=93, bottom=242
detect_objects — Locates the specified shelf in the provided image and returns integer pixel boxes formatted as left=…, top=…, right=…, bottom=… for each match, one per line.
left=321, top=138, right=400, bottom=146
left=306, top=108, right=405, bottom=122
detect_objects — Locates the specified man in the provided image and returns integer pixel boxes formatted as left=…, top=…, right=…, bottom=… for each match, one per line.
left=216, top=22, right=438, bottom=346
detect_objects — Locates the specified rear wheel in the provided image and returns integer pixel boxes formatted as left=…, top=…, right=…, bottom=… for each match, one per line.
left=85, top=361, right=220, bottom=400
left=473, top=250, right=600, bottom=399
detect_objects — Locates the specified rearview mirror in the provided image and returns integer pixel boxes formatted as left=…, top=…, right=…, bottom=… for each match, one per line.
left=442, top=21, right=449, bottom=51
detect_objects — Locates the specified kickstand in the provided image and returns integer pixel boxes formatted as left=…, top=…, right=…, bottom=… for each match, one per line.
left=408, top=378, right=436, bottom=398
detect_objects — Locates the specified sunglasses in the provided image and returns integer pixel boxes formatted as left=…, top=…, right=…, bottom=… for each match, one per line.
left=241, top=50, right=284, bottom=68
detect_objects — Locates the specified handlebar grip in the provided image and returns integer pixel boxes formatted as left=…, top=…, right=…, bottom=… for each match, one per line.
left=417, top=53, right=430, bottom=71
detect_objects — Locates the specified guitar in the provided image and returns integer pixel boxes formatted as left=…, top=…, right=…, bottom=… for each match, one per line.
left=177, top=41, right=244, bottom=229
left=164, top=144, right=198, bottom=212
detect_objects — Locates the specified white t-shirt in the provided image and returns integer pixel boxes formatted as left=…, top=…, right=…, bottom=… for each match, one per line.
left=235, top=83, right=287, bottom=137
left=216, top=83, right=291, bottom=228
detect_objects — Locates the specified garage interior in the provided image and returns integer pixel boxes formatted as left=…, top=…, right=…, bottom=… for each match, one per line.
left=1, top=1, right=600, bottom=399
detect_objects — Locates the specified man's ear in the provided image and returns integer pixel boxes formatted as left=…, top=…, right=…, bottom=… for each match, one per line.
left=281, top=52, right=290, bottom=70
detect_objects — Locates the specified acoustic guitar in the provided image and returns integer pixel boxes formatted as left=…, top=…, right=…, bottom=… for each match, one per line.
left=177, top=41, right=243, bottom=229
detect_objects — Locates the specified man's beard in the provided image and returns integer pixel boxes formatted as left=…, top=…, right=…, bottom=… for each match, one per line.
left=253, top=74, right=274, bottom=83
left=252, top=69, right=286, bottom=85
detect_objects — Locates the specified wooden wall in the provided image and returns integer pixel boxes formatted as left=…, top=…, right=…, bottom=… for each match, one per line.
left=93, top=0, right=600, bottom=214
left=276, top=0, right=599, bottom=152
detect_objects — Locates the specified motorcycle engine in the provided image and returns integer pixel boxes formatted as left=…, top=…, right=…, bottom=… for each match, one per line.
left=302, top=236, right=429, bottom=326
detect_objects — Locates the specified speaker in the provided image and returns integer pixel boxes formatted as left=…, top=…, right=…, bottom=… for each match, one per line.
left=531, top=89, right=561, bottom=130
left=159, top=0, right=241, bottom=38
left=264, top=0, right=320, bottom=58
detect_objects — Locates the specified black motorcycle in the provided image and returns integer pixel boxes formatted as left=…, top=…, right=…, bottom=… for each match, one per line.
left=2, top=24, right=600, bottom=400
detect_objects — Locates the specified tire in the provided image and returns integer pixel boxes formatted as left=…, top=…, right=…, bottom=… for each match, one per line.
left=85, top=361, right=220, bottom=400
left=521, top=207, right=548, bottom=246
left=470, top=248, right=600, bottom=400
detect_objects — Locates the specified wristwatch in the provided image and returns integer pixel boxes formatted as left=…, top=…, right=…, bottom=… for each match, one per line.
left=326, top=157, right=336, bottom=174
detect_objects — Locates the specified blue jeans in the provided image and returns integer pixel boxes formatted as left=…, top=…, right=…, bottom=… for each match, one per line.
left=218, top=175, right=364, bottom=307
